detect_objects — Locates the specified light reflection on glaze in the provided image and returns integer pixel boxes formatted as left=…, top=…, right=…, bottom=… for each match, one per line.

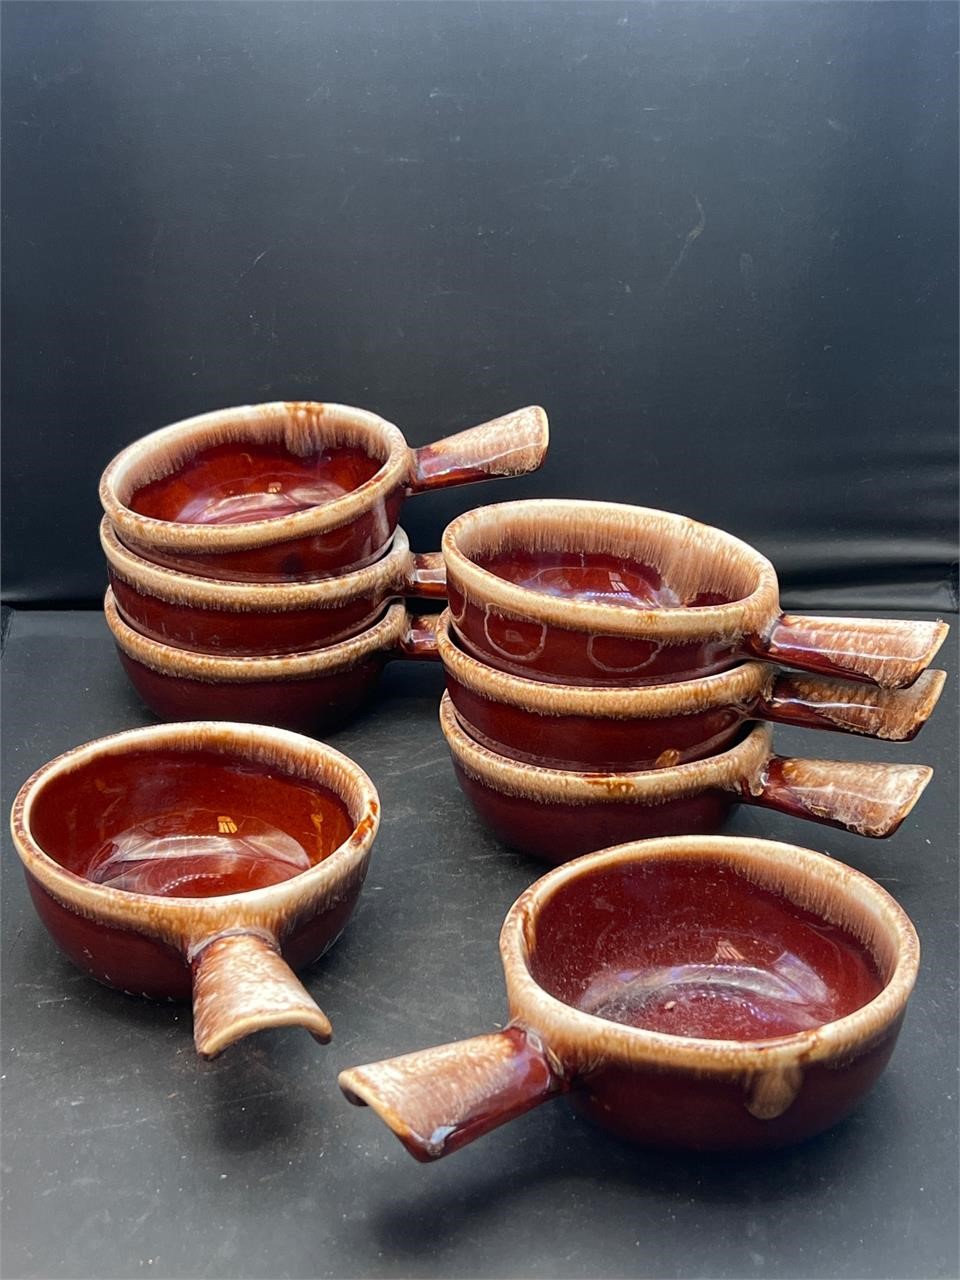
left=576, top=924, right=880, bottom=1040
left=478, top=550, right=681, bottom=609
left=86, top=810, right=313, bottom=897
left=131, top=442, right=381, bottom=526
left=176, top=480, right=355, bottom=525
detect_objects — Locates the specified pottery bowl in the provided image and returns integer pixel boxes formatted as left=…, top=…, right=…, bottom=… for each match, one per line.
left=100, top=401, right=548, bottom=582
left=102, top=517, right=446, bottom=656
left=433, top=610, right=945, bottom=771
left=10, top=720, right=380, bottom=1057
left=105, top=591, right=437, bottom=733
left=340, top=835, right=919, bottom=1157
left=439, top=693, right=933, bottom=861
left=442, top=500, right=947, bottom=689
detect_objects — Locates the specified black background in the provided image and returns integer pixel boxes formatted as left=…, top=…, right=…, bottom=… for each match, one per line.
left=3, top=0, right=957, bottom=608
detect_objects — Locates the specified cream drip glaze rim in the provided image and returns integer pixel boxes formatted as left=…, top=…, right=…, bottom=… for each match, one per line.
left=442, top=499, right=782, bottom=641
left=500, top=834, right=919, bottom=1075
left=100, top=402, right=410, bottom=552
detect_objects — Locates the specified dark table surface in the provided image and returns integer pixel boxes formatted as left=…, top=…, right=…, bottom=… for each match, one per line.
left=2, top=608, right=957, bottom=1280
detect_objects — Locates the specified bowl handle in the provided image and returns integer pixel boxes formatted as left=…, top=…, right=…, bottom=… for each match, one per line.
left=754, top=668, right=947, bottom=742
left=392, top=611, right=442, bottom=661
left=406, top=406, right=549, bottom=493
left=400, top=550, right=448, bottom=600
left=190, top=930, right=332, bottom=1059
left=746, top=613, right=948, bottom=689
left=735, top=755, right=933, bottom=839
left=339, top=1024, right=566, bottom=1161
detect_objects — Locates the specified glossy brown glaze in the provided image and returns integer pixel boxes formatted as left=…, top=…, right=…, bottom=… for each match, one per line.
left=339, top=836, right=919, bottom=1157
left=340, top=1026, right=564, bottom=1162
left=751, top=614, right=951, bottom=691
left=100, top=402, right=548, bottom=581
left=10, top=721, right=380, bottom=1056
left=434, top=612, right=945, bottom=771
left=406, top=405, right=551, bottom=492
left=443, top=501, right=948, bottom=688
left=439, top=695, right=933, bottom=862
left=102, top=518, right=447, bottom=656
left=38, top=746, right=353, bottom=895
left=130, top=441, right=380, bottom=525
left=106, top=593, right=435, bottom=733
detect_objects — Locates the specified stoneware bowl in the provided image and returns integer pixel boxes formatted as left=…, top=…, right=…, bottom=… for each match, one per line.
left=102, top=517, right=446, bottom=656
left=442, top=500, right=948, bottom=689
left=340, top=836, right=919, bottom=1157
left=105, top=591, right=438, bottom=733
left=433, top=610, right=946, bottom=771
left=100, top=401, right=548, bottom=582
left=10, top=721, right=380, bottom=1058
left=439, top=694, right=933, bottom=861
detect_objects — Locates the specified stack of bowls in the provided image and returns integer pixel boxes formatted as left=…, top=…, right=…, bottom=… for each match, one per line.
left=98, top=401, right=549, bottom=733
left=432, top=499, right=948, bottom=860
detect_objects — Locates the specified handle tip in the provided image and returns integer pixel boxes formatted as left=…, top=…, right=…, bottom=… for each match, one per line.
left=338, top=1066, right=440, bottom=1162
left=196, top=1007, right=333, bottom=1060
left=192, top=932, right=333, bottom=1059
left=759, top=757, right=934, bottom=839
left=338, top=1027, right=563, bottom=1161
left=762, top=615, right=950, bottom=690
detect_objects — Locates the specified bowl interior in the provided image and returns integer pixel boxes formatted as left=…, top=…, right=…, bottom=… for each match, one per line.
left=130, top=432, right=385, bottom=526
left=28, top=745, right=356, bottom=898
left=527, top=858, right=891, bottom=1041
left=456, top=506, right=764, bottom=610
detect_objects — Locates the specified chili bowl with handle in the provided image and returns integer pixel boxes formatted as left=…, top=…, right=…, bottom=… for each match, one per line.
left=442, top=500, right=947, bottom=689
left=11, top=720, right=380, bottom=1058
left=102, top=517, right=446, bottom=656
left=439, top=693, right=933, bottom=862
left=105, top=591, right=438, bottom=734
left=100, top=401, right=548, bottom=582
left=340, top=835, right=919, bottom=1157
left=433, top=608, right=945, bottom=771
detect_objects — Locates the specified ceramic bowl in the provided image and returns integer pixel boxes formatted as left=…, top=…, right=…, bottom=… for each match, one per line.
left=10, top=721, right=380, bottom=1057
left=442, top=500, right=948, bottom=689
left=102, top=517, right=446, bottom=656
left=105, top=591, right=438, bottom=733
left=439, top=694, right=932, bottom=861
left=340, top=835, right=919, bottom=1157
left=100, top=401, right=548, bottom=582
left=433, top=610, right=945, bottom=771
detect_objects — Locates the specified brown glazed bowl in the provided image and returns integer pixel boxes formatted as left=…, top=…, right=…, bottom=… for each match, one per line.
left=102, top=517, right=446, bottom=656
left=340, top=836, right=919, bottom=1158
left=100, top=401, right=548, bottom=582
left=439, top=694, right=933, bottom=861
left=434, top=610, right=946, bottom=771
left=10, top=721, right=380, bottom=1058
left=442, top=500, right=948, bottom=689
left=105, top=592, right=438, bottom=733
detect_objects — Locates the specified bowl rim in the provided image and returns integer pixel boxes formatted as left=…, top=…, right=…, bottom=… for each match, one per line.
left=105, top=590, right=409, bottom=680
left=9, top=720, right=381, bottom=945
left=101, top=517, right=415, bottom=612
left=499, top=834, right=919, bottom=1075
left=439, top=690, right=772, bottom=802
left=436, top=609, right=769, bottom=717
left=99, top=402, right=411, bottom=553
left=442, top=499, right=782, bottom=641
